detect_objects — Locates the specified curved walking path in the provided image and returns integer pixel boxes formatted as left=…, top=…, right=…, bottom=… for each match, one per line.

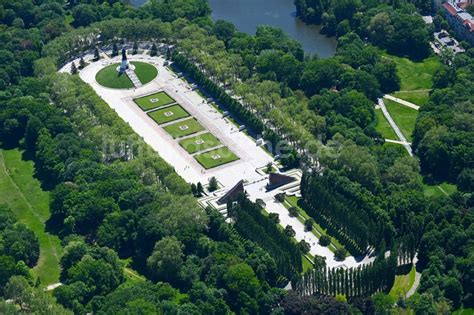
left=384, top=94, right=420, bottom=110
left=378, top=98, right=413, bottom=156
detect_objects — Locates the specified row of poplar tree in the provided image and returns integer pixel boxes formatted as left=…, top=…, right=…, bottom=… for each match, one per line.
left=228, top=196, right=303, bottom=282
left=300, top=170, right=394, bottom=256
left=295, top=254, right=398, bottom=298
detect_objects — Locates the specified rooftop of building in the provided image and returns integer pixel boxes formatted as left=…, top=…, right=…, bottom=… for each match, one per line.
left=443, top=1, right=474, bottom=32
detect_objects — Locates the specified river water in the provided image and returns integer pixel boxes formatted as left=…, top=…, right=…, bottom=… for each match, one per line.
left=129, top=0, right=336, bottom=57
left=208, top=0, right=336, bottom=57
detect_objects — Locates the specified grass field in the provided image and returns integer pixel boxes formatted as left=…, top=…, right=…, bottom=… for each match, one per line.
left=134, top=91, right=175, bottom=111
left=382, top=53, right=440, bottom=91
left=96, top=63, right=134, bottom=89
left=384, top=98, right=418, bottom=142
left=95, top=61, right=157, bottom=89
left=375, top=108, right=397, bottom=140
left=194, top=147, right=239, bottom=169
left=302, top=255, right=314, bottom=273
left=179, top=132, right=221, bottom=153
left=148, top=104, right=190, bottom=125
left=0, top=149, right=61, bottom=287
left=392, top=90, right=430, bottom=106
left=423, top=182, right=457, bottom=198
left=130, top=61, right=158, bottom=85
left=163, top=118, right=205, bottom=138
left=389, top=265, right=416, bottom=300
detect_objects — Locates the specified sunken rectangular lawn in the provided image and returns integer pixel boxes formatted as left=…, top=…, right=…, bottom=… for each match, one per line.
left=179, top=132, right=221, bottom=154
left=195, top=147, right=239, bottom=169
left=148, top=104, right=189, bottom=125
left=134, top=91, right=175, bottom=111
left=163, top=118, right=205, bottom=138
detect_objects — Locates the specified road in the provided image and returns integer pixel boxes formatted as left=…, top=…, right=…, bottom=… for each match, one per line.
left=378, top=98, right=413, bottom=156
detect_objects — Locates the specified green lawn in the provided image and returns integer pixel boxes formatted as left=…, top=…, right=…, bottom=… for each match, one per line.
left=65, top=14, right=74, bottom=25
left=148, top=104, right=190, bottom=125
left=392, top=90, right=430, bottom=106
left=302, top=255, right=314, bottom=273
left=133, top=91, right=175, bottom=111
left=375, top=108, right=397, bottom=140
left=384, top=98, right=418, bottom=142
left=423, top=182, right=457, bottom=198
left=95, top=63, right=134, bottom=89
left=130, top=61, right=158, bottom=85
left=284, top=196, right=346, bottom=255
left=382, top=53, right=440, bottom=91
left=389, top=265, right=416, bottom=300
left=121, top=258, right=146, bottom=285
left=0, top=149, right=62, bottom=287
left=163, top=118, right=205, bottom=139
left=194, top=147, right=239, bottom=169
left=95, top=61, right=157, bottom=89
left=439, top=182, right=457, bottom=195
left=179, top=132, right=221, bottom=153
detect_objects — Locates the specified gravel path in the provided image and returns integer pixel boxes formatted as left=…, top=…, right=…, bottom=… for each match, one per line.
left=384, top=94, right=420, bottom=110
left=406, top=271, right=421, bottom=297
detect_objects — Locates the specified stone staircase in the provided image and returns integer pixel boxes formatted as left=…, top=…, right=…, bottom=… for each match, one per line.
left=126, top=68, right=142, bottom=88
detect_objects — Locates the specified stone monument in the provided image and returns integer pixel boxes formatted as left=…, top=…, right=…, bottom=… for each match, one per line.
left=119, top=48, right=129, bottom=73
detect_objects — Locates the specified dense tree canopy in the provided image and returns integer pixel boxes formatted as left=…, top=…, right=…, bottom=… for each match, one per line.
left=294, top=0, right=432, bottom=59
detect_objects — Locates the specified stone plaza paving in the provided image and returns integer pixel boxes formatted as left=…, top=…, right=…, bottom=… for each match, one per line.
left=73, top=54, right=273, bottom=188
left=59, top=53, right=375, bottom=269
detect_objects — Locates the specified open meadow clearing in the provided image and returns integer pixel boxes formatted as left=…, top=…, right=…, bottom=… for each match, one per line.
left=389, top=265, right=416, bottom=300
left=0, top=149, right=61, bottom=286
left=392, top=90, right=429, bottom=106
left=382, top=53, right=440, bottom=91
left=384, top=98, right=418, bottom=142
left=375, top=108, right=397, bottom=140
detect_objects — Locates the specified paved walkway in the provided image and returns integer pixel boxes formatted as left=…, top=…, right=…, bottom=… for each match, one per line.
left=385, top=139, right=412, bottom=145
left=44, top=282, right=62, bottom=291
left=406, top=271, right=421, bottom=297
left=126, top=68, right=142, bottom=88
left=244, top=179, right=376, bottom=269
left=378, top=98, right=413, bottom=156
left=384, top=94, right=420, bottom=110
left=71, top=54, right=273, bottom=188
